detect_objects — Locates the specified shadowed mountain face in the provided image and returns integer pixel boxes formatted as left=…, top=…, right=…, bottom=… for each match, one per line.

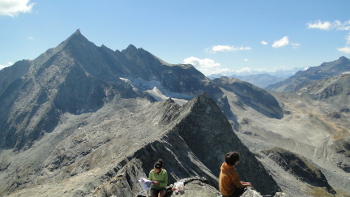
left=267, top=56, right=350, bottom=92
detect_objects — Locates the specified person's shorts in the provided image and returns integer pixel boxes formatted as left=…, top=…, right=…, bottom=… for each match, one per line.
left=150, top=188, right=166, bottom=195
left=222, top=187, right=247, bottom=197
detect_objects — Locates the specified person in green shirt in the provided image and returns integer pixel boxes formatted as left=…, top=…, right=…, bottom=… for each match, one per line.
left=149, top=159, right=168, bottom=197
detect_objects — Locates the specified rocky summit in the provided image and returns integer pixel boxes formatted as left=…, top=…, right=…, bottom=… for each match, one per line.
left=0, top=30, right=349, bottom=196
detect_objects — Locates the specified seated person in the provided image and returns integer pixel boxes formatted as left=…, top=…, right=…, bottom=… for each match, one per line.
left=219, top=152, right=252, bottom=197
left=149, top=159, right=168, bottom=197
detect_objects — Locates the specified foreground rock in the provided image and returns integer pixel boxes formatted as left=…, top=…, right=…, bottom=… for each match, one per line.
left=136, top=177, right=287, bottom=197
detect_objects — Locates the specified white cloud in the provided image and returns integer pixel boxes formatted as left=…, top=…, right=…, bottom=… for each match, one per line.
left=291, top=43, right=301, bottom=49
left=261, top=41, right=268, bottom=45
left=346, top=34, right=350, bottom=45
left=337, top=46, right=350, bottom=54
left=307, top=20, right=332, bottom=30
left=207, top=45, right=251, bottom=54
left=183, top=56, right=220, bottom=68
left=334, top=20, right=350, bottom=31
left=272, top=36, right=289, bottom=48
left=243, top=59, right=249, bottom=62
left=183, top=56, right=229, bottom=75
left=307, top=20, right=350, bottom=31
left=235, top=67, right=267, bottom=74
left=0, top=0, right=34, bottom=17
left=28, top=36, right=34, bottom=40
left=236, top=67, right=253, bottom=73
left=0, top=61, right=13, bottom=70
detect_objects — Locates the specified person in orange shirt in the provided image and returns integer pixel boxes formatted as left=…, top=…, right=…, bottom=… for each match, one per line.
left=219, top=152, right=252, bottom=197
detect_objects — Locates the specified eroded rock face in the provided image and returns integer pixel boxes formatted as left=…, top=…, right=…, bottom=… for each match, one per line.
left=262, top=148, right=335, bottom=194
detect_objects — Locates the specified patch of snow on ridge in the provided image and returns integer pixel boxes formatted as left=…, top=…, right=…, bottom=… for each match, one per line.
left=119, top=77, right=139, bottom=92
left=119, top=77, right=190, bottom=104
left=146, top=87, right=168, bottom=101
left=146, top=87, right=188, bottom=105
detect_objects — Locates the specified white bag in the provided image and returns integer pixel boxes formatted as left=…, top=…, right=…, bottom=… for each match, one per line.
left=172, top=181, right=184, bottom=194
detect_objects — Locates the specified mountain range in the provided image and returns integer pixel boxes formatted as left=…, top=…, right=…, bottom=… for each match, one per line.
left=267, top=56, right=350, bottom=92
left=208, top=68, right=303, bottom=89
left=0, top=30, right=349, bottom=196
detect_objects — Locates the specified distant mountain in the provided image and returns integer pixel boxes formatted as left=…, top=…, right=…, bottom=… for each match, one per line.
left=208, top=68, right=302, bottom=89
left=266, top=56, right=350, bottom=92
left=298, top=73, right=350, bottom=108
left=228, top=74, right=285, bottom=89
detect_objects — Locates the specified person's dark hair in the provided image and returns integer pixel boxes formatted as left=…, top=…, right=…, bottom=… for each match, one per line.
left=154, top=159, right=163, bottom=169
left=225, top=152, right=240, bottom=165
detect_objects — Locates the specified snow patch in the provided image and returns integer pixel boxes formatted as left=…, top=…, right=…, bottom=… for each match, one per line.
left=146, top=87, right=168, bottom=101
left=119, top=77, right=190, bottom=105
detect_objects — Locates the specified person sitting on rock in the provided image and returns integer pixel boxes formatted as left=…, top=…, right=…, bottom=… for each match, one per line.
left=149, top=159, right=168, bottom=197
left=219, top=152, right=252, bottom=197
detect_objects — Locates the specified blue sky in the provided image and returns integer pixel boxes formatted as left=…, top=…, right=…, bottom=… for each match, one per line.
left=1, top=0, right=350, bottom=76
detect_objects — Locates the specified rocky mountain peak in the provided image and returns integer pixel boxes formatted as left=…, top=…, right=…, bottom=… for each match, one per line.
left=61, top=29, right=91, bottom=49
left=124, top=44, right=138, bottom=52
left=73, top=28, right=82, bottom=35
left=338, top=56, right=349, bottom=63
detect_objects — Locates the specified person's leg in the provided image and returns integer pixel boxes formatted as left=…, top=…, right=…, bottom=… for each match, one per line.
left=150, top=188, right=159, bottom=197
left=232, top=187, right=247, bottom=197
left=158, top=188, right=167, bottom=197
